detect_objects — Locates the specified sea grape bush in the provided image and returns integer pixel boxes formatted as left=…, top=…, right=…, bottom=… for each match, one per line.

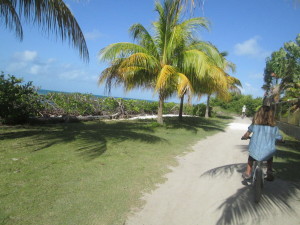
left=0, top=73, right=210, bottom=124
left=0, top=72, right=43, bottom=124
left=41, top=93, right=207, bottom=118
left=41, top=92, right=102, bottom=116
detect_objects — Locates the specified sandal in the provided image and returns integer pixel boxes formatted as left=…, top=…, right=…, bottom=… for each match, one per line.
left=242, top=172, right=252, bottom=180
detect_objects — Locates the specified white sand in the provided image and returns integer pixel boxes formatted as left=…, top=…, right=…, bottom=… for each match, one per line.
left=129, top=114, right=194, bottom=120
left=125, top=117, right=300, bottom=225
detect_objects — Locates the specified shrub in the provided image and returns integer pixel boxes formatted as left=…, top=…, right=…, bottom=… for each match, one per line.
left=211, top=94, right=263, bottom=117
left=193, top=104, right=207, bottom=117
left=0, top=72, right=43, bottom=124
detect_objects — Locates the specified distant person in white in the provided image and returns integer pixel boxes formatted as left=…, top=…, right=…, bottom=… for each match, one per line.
left=242, top=105, right=246, bottom=118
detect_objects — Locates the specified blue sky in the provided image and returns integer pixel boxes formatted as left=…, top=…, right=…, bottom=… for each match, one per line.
left=0, top=0, right=299, bottom=103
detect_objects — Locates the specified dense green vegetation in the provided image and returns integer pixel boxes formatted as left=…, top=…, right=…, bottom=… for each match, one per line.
left=210, top=94, right=263, bottom=117
left=263, top=34, right=300, bottom=101
left=263, top=34, right=300, bottom=126
left=0, top=117, right=230, bottom=225
left=41, top=92, right=207, bottom=118
left=0, top=72, right=209, bottom=124
left=0, top=73, right=43, bottom=124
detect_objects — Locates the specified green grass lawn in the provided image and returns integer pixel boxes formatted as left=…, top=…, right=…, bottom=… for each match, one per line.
left=0, top=117, right=231, bottom=225
left=274, top=134, right=300, bottom=182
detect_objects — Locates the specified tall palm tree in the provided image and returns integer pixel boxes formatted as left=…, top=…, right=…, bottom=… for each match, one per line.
left=99, top=0, right=211, bottom=124
left=175, top=41, right=236, bottom=119
left=0, top=0, right=89, bottom=61
left=189, top=49, right=240, bottom=118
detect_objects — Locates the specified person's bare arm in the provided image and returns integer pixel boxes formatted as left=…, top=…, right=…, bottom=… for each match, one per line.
left=241, top=131, right=251, bottom=140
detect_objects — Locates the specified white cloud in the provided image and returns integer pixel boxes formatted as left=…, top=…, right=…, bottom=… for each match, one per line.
left=29, top=65, right=41, bottom=75
left=84, top=29, right=103, bottom=40
left=234, top=36, right=270, bottom=58
left=5, top=51, right=98, bottom=90
left=14, top=50, right=38, bottom=62
left=7, top=50, right=54, bottom=75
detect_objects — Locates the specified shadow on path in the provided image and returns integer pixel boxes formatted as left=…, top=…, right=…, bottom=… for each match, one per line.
left=201, top=163, right=300, bottom=225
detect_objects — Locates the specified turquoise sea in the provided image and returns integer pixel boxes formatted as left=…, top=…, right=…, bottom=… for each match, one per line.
left=37, top=89, right=155, bottom=102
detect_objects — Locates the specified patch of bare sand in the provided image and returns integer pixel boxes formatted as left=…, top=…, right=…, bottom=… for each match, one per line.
left=125, top=117, right=300, bottom=225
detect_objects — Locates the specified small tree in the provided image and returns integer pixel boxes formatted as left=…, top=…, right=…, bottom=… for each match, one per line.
left=0, top=72, right=42, bottom=124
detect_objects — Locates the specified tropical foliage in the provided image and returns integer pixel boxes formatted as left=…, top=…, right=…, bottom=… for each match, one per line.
left=0, top=72, right=42, bottom=124
left=0, top=0, right=89, bottom=61
left=99, top=0, right=239, bottom=124
left=263, top=34, right=300, bottom=101
left=210, top=94, right=263, bottom=117
left=41, top=92, right=205, bottom=118
left=0, top=71, right=208, bottom=125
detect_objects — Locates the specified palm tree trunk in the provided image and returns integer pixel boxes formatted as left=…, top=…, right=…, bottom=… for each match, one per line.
left=157, top=94, right=164, bottom=124
left=179, top=94, right=184, bottom=121
left=205, top=95, right=211, bottom=118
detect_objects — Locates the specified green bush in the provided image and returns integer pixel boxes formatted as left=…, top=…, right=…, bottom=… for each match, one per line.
left=163, top=102, right=179, bottom=114
left=0, top=72, right=43, bottom=124
left=42, top=92, right=102, bottom=116
left=211, top=94, right=263, bottom=117
left=193, top=104, right=207, bottom=117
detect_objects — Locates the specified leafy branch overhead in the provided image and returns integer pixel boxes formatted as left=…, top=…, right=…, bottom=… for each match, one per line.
left=263, top=34, right=300, bottom=100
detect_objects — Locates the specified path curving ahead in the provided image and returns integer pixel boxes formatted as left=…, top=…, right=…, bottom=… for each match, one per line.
left=126, top=117, right=300, bottom=225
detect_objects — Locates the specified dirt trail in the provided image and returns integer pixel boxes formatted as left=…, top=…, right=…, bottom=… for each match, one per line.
left=126, top=117, right=300, bottom=225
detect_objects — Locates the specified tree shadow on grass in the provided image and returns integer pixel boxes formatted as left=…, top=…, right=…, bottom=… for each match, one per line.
left=0, top=117, right=232, bottom=160
left=0, top=121, right=166, bottom=159
left=163, top=117, right=229, bottom=133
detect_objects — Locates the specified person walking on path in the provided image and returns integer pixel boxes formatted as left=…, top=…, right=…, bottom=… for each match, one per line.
left=242, top=105, right=247, bottom=118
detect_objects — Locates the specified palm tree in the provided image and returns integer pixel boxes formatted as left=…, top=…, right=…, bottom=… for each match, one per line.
left=176, top=41, right=237, bottom=119
left=99, top=0, right=210, bottom=124
left=188, top=49, right=240, bottom=118
left=0, top=0, right=89, bottom=61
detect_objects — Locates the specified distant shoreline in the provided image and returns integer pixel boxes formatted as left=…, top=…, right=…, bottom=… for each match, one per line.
left=37, top=89, right=156, bottom=102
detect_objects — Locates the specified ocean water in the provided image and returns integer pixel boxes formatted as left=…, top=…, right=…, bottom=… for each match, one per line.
left=37, top=89, right=155, bottom=102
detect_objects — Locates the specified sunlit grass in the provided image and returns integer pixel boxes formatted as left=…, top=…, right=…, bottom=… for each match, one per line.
left=274, top=134, right=300, bottom=181
left=0, top=117, right=230, bottom=225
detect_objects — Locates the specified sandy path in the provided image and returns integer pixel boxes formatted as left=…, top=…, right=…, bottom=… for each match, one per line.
left=126, top=117, right=300, bottom=225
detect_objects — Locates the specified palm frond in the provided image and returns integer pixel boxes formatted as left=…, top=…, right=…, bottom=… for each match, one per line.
left=99, top=42, right=149, bottom=62
left=177, top=72, right=194, bottom=97
left=0, top=0, right=23, bottom=40
left=120, top=52, right=159, bottom=73
left=129, top=23, right=159, bottom=58
left=155, top=65, right=177, bottom=91
left=3, top=0, right=89, bottom=61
